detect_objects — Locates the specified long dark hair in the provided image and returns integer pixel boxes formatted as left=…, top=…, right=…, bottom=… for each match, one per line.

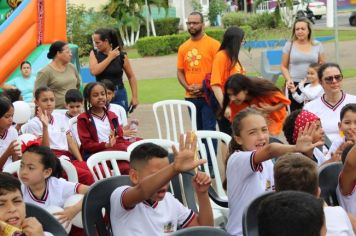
left=83, top=82, right=107, bottom=113
left=94, top=28, right=120, bottom=50
left=24, top=145, right=63, bottom=178
left=219, top=26, right=244, bottom=70
left=223, top=108, right=265, bottom=189
left=221, top=74, right=281, bottom=116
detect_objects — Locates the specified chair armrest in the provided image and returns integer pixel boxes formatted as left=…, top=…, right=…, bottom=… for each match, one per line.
left=208, top=186, right=228, bottom=208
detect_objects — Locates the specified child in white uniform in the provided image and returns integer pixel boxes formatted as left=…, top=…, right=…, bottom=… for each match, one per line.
left=19, top=144, right=88, bottom=236
left=225, top=108, right=323, bottom=236
left=0, top=96, right=21, bottom=170
left=64, top=89, right=84, bottom=146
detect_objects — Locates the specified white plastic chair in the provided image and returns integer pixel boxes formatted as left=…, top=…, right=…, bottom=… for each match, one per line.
left=86, top=151, right=130, bottom=181
left=152, top=100, right=197, bottom=143
left=109, top=103, right=128, bottom=126
left=68, top=116, right=81, bottom=147
left=195, top=130, right=231, bottom=227
left=3, top=158, right=78, bottom=183
left=127, top=139, right=179, bottom=154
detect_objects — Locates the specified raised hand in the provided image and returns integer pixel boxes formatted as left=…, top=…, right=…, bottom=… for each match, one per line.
left=345, top=129, right=356, bottom=143
left=37, top=107, right=49, bottom=128
left=172, top=132, right=206, bottom=173
left=108, top=46, right=120, bottom=60
left=192, top=171, right=212, bottom=194
left=295, top=122, right=324, bottom=153
left=331, top=141, right=354, bottom=162
left=288, top=82, right=297, bottom=93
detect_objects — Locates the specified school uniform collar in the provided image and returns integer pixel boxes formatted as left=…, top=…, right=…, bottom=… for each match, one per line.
left=0, top=129, right=8, bottom=140
left=65, top=112, right=73, bottom=119
left=90, top=111, right=107, bottom=121
left=321, top=91, right=346, bottom=111
left=27, top=180, right=49, bottom=204
left=143, top=199, right=159, bottom=208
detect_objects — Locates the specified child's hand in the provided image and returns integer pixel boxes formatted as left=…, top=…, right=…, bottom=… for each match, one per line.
left=252, top=103, right=273, bottom=114
left=37, top=107, right=49, bottom=127
left=299, top=78, right=307, bottom=88
left=172, top=132, right=206, bottom=173
left=295, top=122, right=324, bottom=153
left=4, top=140, right=21, bottom=158
left=192, top=171, right=212, bottom=194
left=345, top=129, right=356, bottom=143
left=106, top=130, right=117, bottom=148
left=287, top=82, right=297, bottom=93
left=224, top=106, right=231, bottom=120
left=53, top=206, right=78, bottom=228
left=123, top=125, right=137, bottom=137
left=22, top=217, right=45, bottom=236
left=331, top=141, right=353, bottom=162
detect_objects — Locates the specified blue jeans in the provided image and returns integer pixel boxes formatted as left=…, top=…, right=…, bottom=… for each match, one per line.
left=112, top=87, right=129, bottom=111
left=185, top=97, right=217, bottom=168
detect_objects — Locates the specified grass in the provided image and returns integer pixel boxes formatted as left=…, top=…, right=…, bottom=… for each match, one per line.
left=124, top=69, right=356, bottom=104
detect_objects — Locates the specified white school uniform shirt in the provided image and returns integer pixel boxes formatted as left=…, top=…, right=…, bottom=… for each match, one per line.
left=292, top=83, right=324, bottom=104
left=64, top=112, right=81, bottom=146
left=325, top=136, right=345, bottom=160
left=21, top=177, right=80, bottom=208
left=337, top=176, right=356, bottom=216
left=110, top=186, right=196, bottom=236
left=0, top=126, right=18, bottom=169
left=324, top=206, right=355, bottom=236
left=108, top=104, right=127, bottom=126
left=226, top=151, right=274, bottom=236
left=304, top=93, right=356, bottom=142
left=26, top=113, right=70, bottom=151
left=313, top=147, right=328, bottom=166
left=91, top=113, right=112, bottom=143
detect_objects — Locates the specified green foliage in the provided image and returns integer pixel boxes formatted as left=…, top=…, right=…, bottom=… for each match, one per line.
left=66, top=4, right=117, bottom=57
left=136, top=34, right=189, bottom=56
left=153, top=17, right=180, bottom=36
left=191, top=0, right=203, bottom=12
left=222, top=11, right=281, bottom=30
left=208, top=0, right=227, bottom=25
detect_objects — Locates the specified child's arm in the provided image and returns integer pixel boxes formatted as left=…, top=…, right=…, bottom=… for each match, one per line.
left=254, top=122, right=324, bottom=164
left=38, top=108, right=50, bottom=147
left=0, top=140, right=20, bottom=169
left=66, top=134, right=83, bottom=161
left=291, top=91, right=305, bottom=104
left=186, top=172, right=214, bottom=227
left=252, top=102, right=286, bottom=114
left=300, top=84, right=323, bottom=101
left=340, top=144, right=356, bottom=195
left=122, top=133, right=206, bottom=209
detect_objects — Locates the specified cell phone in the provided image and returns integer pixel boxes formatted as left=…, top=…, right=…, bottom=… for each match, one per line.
left=128, top=104, right=135, bottom=113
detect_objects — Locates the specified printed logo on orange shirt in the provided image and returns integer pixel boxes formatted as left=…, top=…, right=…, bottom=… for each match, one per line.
left=186, top=48, right=202, bottom=67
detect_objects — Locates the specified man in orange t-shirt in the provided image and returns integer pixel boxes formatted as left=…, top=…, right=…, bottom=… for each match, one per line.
left=177, top=12, right=220, bottom=133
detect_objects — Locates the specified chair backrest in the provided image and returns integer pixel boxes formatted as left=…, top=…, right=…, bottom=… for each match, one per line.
left=68, top=116, right=81, bottom=147
left=109, top=103, right=128, bottom=126
left=318, top=162, right=343, bottom=206
left=26, top=203, right=68, bottom=236
left=170, top=226, right=231, bottom=236
left=195, top=131, right=231, bottom=201
left=152, top=100, right=197, bottom=143
left=242, top=192, right=274, bottom=236
left=266, top=49, right=283, bottom=66
left=3, top=159, right=78, bottom=183
left=82, top=175, right=132, bottom=236
left=126, top=138, right=179, bottom=154
left=86, top=151, right=130, bottom=181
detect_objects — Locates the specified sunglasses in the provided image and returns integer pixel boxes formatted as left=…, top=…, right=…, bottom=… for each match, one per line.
left=323, top=74, right=343, bottom=84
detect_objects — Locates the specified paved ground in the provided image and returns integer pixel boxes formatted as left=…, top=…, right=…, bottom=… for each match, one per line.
left=128, top=39, right=356, bottom=139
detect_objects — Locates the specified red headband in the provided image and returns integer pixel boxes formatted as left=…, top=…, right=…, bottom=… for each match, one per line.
left=292, top=110, right=320, bottom=144
left=21, top=139, right=41, bottom=153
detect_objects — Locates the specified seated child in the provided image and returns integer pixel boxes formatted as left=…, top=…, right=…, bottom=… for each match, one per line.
left=274, top=154, right=355, bottom=235
left=337, top=143, right=356, bottom=216
left=64, top=89, right=84, bottom=146
left=258, top=191, right=326, bottom=236
left=0, top=172, right=53, bottom=236
left=225, top=108, right=322, bottom=236
left=288, top=63, right=324, bottom=105
left=283, top=109, right=329, bottom=166
left=326, top=103, right=356, bottom=160
left=77, top=82, right=137, bottom=174
left=19, top=143, right=88, bottom=236
left=2, top=88, right=23, bottom=103
left=110, top=134, right=213, bottom=235
left=26, top=86, right=94, bottom=185
left=0, top=96, right=21, bottom=170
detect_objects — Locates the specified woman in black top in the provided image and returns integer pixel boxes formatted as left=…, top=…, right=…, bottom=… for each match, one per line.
left=89, top=28, right=138, bottom=112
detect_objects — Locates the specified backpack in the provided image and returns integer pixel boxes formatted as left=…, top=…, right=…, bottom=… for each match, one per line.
left=202, top=73, right=220, bottom=112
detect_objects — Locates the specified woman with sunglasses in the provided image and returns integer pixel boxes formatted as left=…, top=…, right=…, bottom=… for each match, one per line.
left=210, top=26, right=246, bottom=135
left=281, top=17, right=326, bottom=112
left=304, top=62, right=356, bottom=142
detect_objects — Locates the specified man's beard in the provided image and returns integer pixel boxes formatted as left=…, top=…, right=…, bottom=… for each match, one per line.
left=188, top=27, right=202, bottom=37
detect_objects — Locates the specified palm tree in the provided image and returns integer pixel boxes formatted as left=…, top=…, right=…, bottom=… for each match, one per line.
left=144, top=0, right=169, bottom=36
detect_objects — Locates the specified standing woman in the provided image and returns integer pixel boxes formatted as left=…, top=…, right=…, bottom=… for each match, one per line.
left=2, top=61, right=36, bottom=102
left=89, top=28, right=138, bottom=112
left=210, top=26, right=246, bottom=135
left=35, top=41, right=81, bottom=108
left=281, top=17, right=325, bottom=112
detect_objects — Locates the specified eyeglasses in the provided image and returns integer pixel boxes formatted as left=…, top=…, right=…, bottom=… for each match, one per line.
left=323, top=74, right=343, bottom=84
left=186, top=21, right=201, bottom=26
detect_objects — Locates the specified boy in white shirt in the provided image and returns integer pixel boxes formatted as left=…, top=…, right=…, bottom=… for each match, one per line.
left=274, top=154, right=355, bottom=236
left=110, top=133, right=213, bottom=236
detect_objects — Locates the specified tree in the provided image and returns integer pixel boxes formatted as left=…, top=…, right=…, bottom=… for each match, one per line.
left=144, top=0, right=169, bottom=37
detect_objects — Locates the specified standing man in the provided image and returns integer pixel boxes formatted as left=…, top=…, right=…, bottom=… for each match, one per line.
left=177, top=12, right=220, bottom=135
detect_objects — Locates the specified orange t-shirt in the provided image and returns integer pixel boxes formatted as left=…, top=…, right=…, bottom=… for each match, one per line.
left=230, top=91, right=291, bottom=135
left=210, top=50, right=246, bottom=91
left=177, top=35, right=220, bottom=97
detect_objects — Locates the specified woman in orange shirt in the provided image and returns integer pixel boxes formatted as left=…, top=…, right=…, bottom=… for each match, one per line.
left=222, top=74, right=291, bottom=136
left=211, top=26, right=246, bottom=134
